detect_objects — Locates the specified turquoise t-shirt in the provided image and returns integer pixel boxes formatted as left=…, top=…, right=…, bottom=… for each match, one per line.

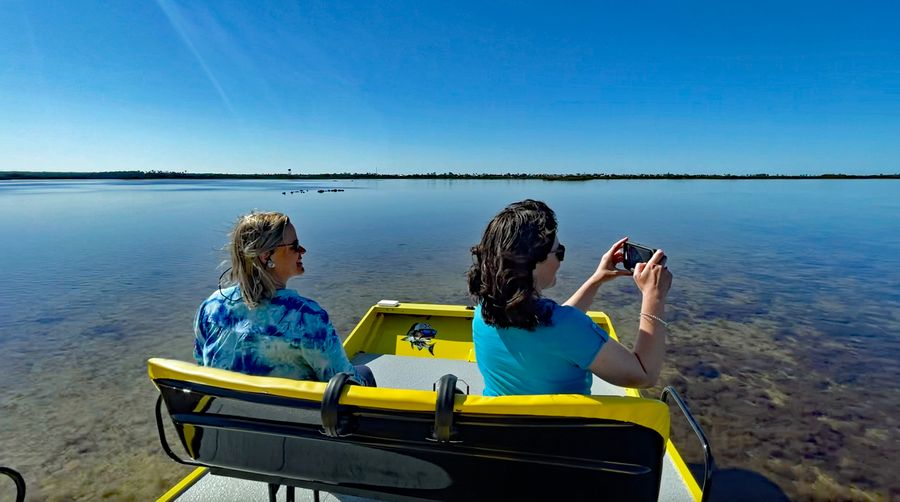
left=194, top=286, right=360, bottom=382
left=473, top=299, right=609, bottom=396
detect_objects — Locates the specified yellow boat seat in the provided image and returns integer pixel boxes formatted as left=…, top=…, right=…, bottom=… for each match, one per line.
left=150, top=358, right=670, bottom=501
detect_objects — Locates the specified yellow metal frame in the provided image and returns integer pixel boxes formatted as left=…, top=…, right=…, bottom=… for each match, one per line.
left=666, top=438, right=704, bottom=501
left=155, top=467, right=207, bottom=502
left=343, top=303, right=481, bottom=359
left=343, top=303, right=617, bottom=362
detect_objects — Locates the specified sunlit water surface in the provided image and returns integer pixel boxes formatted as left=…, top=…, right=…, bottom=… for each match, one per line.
left=0, top=179, right=898, bottom=501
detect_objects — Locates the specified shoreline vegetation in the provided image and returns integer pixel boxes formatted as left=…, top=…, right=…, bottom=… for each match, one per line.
left=1, top=170, right=898, bottom=181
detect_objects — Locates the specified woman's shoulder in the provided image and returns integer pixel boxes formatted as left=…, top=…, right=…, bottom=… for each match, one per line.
left=196, top=287, right=247, bottom=324
left=548, top=302, right=608, bottom=340
left=270, top=289, right=328, bottom=316
left=475, top=298, right=562, bottom=330
left=537, top=297, right=566, bottom=319
left=543, top=299, right=593, bottom=326
left=201, top=286, right=238, bottom=306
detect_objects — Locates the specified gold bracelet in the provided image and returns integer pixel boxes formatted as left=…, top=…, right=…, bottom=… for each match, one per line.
left=640, top=312, right=670, bottom=328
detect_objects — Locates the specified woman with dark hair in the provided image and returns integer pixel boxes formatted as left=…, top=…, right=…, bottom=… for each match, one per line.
left=194, top=211, right=375, bottom=386
left=468, top=200, right=671, bottom=396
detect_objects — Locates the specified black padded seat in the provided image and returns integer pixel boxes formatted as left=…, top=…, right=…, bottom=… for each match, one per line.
left=151, top=358, right=669, bottom=501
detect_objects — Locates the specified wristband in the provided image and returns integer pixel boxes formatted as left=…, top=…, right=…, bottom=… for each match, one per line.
left=640, top=312, right=670, bottom=328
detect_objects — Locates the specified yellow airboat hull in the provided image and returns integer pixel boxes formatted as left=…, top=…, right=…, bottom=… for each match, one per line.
left=151, top=302, right=706, bottom=501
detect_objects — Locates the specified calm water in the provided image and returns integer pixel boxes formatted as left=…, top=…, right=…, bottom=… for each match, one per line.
left=0, top=179, right=898, bottom=501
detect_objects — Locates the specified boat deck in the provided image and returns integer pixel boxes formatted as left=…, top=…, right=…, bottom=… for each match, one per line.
left=168, top=354, right=695, bottom=501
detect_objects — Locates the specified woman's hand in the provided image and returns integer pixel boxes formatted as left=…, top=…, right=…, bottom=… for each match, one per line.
left=590, top=237, right=633, bottom=285
left=633, top=249, right=672, bottom=302
left=564, top=237, right=632, bottom=311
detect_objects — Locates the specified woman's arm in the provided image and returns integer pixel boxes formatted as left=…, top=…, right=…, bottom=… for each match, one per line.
left=304, top=322, right=361, bottom=382
left=563, top=277, right=604, bottom=313
left=291, top=301, right=362, bottom=382
left=588, top=250, right=672, bottom=388
left=563, top=237, right=631, bottom=312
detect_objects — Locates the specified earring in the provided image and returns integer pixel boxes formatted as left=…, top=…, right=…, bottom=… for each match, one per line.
left=266, top=259, right=275, bottom=269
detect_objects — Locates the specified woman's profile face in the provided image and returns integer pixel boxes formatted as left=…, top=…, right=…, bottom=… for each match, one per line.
left=533, top=236, right=561, bottom=292
left=270, top=222, right=306, bottom=284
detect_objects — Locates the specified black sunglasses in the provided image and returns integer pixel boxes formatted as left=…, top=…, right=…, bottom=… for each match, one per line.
left=553, top=244, right=565, bottom=262
left=276, top=239, right=304, bottom=253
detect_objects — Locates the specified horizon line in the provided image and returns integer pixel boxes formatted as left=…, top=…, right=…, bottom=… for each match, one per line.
left=1, top=170, right=899, bottom=181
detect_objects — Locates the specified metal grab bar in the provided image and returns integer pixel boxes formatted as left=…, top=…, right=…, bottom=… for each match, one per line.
left=661, top=386, right=715, bottom=502
left=155, top=394, right=203, bottom=467
left=0, top=466, right=26, bottom=502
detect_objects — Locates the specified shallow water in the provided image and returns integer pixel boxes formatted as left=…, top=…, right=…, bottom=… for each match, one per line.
left=0, top=179, right=898, bottom=500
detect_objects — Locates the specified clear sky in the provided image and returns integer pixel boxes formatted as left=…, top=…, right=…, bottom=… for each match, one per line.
left=1, top=1, right=898, bottom=174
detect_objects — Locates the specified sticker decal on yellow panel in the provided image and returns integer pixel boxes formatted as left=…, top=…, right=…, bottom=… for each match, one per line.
left=402, top=322, right=437, bottom=355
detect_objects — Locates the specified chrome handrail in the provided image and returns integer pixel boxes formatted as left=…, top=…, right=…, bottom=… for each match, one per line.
left=661, top=386, right=715, bottom=502
left=0, top=466, right=26, bottom=502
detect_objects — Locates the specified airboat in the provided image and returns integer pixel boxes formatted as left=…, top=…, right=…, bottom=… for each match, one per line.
left=150, top=302, right=713, bottom=501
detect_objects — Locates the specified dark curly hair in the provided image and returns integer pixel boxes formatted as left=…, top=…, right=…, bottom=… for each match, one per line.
left=467, top=199, right=557, bottom=330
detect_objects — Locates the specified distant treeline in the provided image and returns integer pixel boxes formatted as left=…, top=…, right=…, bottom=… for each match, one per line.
left=1, top=170, right=898, bottom=181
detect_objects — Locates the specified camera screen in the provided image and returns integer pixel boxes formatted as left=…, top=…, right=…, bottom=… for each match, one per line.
left=624, top=243, right=655, bottom=270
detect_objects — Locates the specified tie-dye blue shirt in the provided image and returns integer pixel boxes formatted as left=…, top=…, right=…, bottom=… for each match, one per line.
left=194, top=286, right=360, bottom=382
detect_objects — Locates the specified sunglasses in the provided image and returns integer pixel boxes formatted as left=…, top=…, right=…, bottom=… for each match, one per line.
left=276, top=239, right=305, bottom=253
left=552, top=244, right=565, bottom=262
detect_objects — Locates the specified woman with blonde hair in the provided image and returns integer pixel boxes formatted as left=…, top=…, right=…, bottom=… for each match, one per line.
left=469, top=199, right=671, bottom=396
left=194, top=211, right=374, bottom=385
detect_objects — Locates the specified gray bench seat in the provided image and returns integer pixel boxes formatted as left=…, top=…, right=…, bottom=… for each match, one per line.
left=351, top=353, right=627, bottom=396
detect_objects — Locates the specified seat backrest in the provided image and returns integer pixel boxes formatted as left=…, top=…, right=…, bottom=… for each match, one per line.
left=150, top=358, right=670, bottom=501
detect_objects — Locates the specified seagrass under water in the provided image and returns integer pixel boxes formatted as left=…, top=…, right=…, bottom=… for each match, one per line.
left=0, top=178, right=897, bottom=501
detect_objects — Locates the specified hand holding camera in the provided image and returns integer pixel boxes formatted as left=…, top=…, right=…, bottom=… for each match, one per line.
left=569, top=237, right=672, bottom=313
left=622, top=242, right=667, bottom=271
left=632, top=247, right=672, bottom=303
left=590, top=237, right=634, bottom=284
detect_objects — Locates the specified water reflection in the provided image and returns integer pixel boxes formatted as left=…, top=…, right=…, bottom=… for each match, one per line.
left=0, top=179, right=897, bottom=500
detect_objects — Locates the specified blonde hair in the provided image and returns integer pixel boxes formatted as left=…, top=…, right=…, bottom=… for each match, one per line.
left=226, top=211, right=290, bottom=308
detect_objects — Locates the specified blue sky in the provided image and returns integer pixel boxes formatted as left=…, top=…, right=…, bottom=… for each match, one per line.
left=1, top=1, right=898, bottom=174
